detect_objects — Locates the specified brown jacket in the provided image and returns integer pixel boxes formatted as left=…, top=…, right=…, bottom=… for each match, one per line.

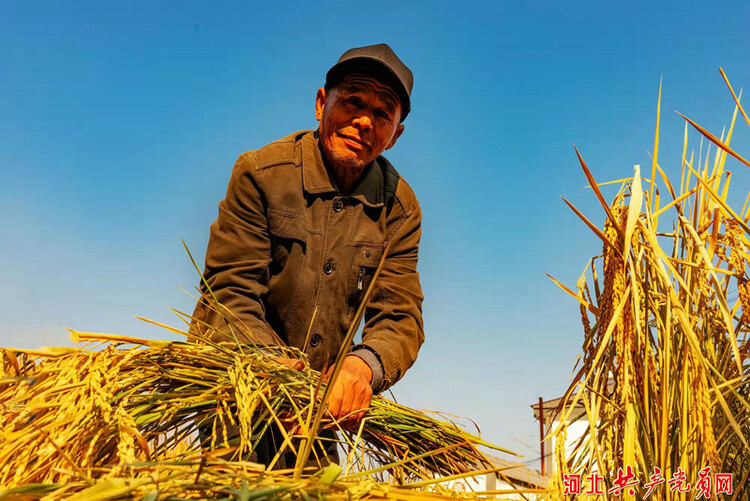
left=191, top=130, right=424, bottom=392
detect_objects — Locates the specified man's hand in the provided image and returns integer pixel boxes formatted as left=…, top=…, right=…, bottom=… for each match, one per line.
left=271, top=356, right=305, bottom=371
left=324, top=355, right=373, bottom=426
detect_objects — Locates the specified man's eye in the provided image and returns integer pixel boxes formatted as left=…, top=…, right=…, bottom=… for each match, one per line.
left=376, top=110, right=391, bottom=120
left=347, top=97, right=362, bottom=106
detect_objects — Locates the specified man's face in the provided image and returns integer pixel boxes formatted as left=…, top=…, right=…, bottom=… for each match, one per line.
left=316, top=74, right=405, bottom=171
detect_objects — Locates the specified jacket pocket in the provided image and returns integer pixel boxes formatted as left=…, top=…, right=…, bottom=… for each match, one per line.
left=266, top=209, right=310, bottom=278
left=267, top=209, right=310, bottom=243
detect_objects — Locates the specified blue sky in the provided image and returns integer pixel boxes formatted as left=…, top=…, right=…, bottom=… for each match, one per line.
left=3, top=1, right=750, bottom=468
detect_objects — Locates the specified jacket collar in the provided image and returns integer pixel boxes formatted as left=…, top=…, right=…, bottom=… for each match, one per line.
left=301, top=130, right=385, bottom=208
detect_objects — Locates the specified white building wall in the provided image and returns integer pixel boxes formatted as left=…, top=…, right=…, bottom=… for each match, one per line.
left=549, top=418, right=592, bottom=471
left=445, top=475, right=542, bottom=500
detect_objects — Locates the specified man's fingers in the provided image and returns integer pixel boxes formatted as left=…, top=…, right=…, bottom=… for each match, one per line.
left=338, top=380, right=357, bottom=421
left=358, top=391, right=372, bottom=420
left=348, top=382, right=372, bottom=424
left=349, top=385, right=366, bottom=418
left=338, top=381, right=372, bottom=428
left=328, top=379, right=358, bottom=423
left=330, top=379, right=354, bottom=422
left=272, top=357, right=305, bottom=371
left=327, top=378, right=343, bottom=419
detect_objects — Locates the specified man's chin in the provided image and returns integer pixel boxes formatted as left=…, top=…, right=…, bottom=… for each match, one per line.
left=328, top=150, right=369, bottom=171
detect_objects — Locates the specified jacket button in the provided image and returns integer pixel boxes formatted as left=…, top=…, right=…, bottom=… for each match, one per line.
left=310, top=334, right=322, bottom=347
left=323, top=262, right=334, bottom=274
left=333, top=199, right=344, bottom=212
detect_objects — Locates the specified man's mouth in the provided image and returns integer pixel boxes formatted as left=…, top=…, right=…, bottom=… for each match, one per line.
left=337, top=133, right=369, bottom=150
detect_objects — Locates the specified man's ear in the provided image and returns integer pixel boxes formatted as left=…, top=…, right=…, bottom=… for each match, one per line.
left=315, top=87, right=326, bottom=122
left=386, top=124, right=405, bottom=150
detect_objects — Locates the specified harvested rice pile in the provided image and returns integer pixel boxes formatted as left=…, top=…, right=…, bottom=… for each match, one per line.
left=0, top=329, right=529, bottom=500
left=546, top=70, right=750, bottom=498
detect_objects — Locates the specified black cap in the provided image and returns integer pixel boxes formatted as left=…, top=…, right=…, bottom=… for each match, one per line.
left=325, top=43, right=413, bottom=122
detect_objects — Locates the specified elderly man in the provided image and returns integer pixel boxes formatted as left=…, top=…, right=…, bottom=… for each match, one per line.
left=191, top=43, right=424, bottom=439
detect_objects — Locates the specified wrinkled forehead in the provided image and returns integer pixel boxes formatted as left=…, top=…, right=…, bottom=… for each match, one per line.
left=335, top=74, right=401, bottom=112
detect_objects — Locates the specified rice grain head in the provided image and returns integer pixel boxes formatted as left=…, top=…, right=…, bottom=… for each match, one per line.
left=690, top=352, right=721, bottom=470
left=577, top=273, right=592, bottom=337
left=112, top=401, right=139, bottom=477
left=726, top=219, right=750, bottom=324
left=228, top=359, right=257, bottom=456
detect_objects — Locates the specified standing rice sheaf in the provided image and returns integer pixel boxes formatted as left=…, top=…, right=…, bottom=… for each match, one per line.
left=547, top=77, right=750, bottom=498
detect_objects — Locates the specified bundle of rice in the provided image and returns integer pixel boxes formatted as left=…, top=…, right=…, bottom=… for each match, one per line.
left=547, top=70, right=750, bottom=498
left=0, top=330, right=524, bottom=499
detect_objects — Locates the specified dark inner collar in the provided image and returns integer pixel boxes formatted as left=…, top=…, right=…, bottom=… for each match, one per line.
left=315, top=132, right=384, bottom=207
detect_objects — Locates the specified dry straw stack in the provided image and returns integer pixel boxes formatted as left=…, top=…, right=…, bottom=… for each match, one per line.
left=0, top=326, right=527, bottom=498
left=548, top=70, right=750, bottom=499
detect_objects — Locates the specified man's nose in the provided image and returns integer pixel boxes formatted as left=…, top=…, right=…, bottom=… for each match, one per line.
left=352, top=113, right=373, bottom=130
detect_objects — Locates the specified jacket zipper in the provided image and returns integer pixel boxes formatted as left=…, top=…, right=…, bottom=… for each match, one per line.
left=357, top=267, right=365, bottom=291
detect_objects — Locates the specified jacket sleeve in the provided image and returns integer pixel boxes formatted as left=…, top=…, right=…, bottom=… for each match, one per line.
left=355, top=203, right=425, bottom=393
left=190, top=152, right=281, bottom=346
